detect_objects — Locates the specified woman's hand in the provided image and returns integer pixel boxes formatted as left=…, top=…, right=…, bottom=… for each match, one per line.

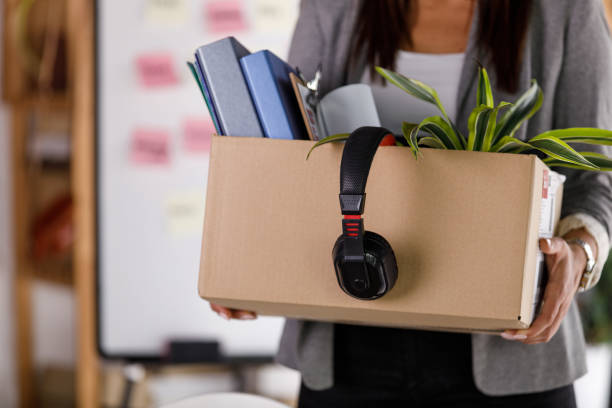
left=502, top=230, right=596, bottom=344
left=210, top=303, right=257, bottom=320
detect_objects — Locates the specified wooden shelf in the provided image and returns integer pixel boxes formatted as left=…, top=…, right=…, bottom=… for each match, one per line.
left=23, top=93, right=70, bottom=110
left=3, top=0, right=75, bottom=404
left=30, top=256, right=73, bottom=286
left=2, top=0, right=69, bottom=103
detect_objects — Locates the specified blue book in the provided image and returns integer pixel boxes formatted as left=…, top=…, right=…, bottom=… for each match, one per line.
left=240, top=51, right=307, bottom=140
left=196, top=37, right=263, bottom=138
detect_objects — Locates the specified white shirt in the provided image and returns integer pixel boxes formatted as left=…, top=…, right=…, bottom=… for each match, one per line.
left=361, top=51, right=466, bottom=134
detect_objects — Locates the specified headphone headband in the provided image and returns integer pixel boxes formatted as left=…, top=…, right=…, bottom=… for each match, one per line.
left=334, top=127, right=398, bottom=300
left=339, top=127, right=392, bottom=215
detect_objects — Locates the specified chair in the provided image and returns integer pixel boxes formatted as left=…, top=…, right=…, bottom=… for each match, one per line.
left=161, top=392, right=292, bottom=408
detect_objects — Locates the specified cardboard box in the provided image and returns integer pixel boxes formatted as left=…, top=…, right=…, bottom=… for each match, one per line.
left=198, top=136, right=563, bottom=332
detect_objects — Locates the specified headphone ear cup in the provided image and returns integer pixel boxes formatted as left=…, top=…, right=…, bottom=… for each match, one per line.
left=363, top=231, right=398, bottom=290
left=332, top=232, right=398, bottom=299
left=332, top=234, right=344, bottom=264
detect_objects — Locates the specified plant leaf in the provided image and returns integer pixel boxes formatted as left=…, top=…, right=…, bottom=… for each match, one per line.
left=544, top=152, right=612, bottom=171
left=376, top=66, right=466, bottom=148
left=491, top=136, right=534, bottom=153
left=418, top=136, right=446, bottom=149
left=493, top=80, right=543, bottom=144
left=467, top=105, right=493, bottom=151
left=467, top=103, right=510, bottom=152
left=375, top=66, right=449, bottom=119
left=528, top=136, right=598, bottom=169
left=532, top=128, right=612, bottom=146
left=418, top=116, right=461, bottom=150
left=306, top=133, right=349, bottom=159
left=402, top=122, right=420, bottom=157
left=477, top=67, right=494, bottom=108
left=483, top=102, right=512, bottom=151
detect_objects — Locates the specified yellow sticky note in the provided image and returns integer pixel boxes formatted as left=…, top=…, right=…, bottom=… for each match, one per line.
left=145, top=0, right=188, bottom=26
left=254, top=0, right=298, bottom=32
left=165, top=191, right=205, bottom=237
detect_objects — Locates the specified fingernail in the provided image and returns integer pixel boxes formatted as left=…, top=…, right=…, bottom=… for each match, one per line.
left=545, top=238, right=552, bottom=247
left=501, top=333, right=528, bottom=341
left=513, top=334, right=527, bottom=340
left=237, top=313, right=256, bottom=320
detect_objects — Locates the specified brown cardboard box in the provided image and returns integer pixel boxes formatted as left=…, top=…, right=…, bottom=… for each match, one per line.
left=198, top=136, right=563, bottom=332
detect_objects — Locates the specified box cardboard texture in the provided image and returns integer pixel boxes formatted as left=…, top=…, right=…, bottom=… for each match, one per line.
left=199, top=136, right=563, bottom=332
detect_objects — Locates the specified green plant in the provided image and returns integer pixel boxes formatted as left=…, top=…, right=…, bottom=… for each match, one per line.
left=307, top=65, right=612, bottom=171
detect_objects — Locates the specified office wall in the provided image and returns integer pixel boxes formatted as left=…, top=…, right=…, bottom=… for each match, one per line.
left=0, top=115, right=16, bottom=408
left=0, top=4, right=17, bottom=405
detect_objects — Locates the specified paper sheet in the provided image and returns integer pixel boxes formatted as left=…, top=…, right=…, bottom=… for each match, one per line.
left=129, top=129, right=170, bottom=165
left=183, top=118, right=215, bottom=152
left=205, top=0, right=247, bottom=33
left=136, top=53, right=179, bottom=88
left=318, top=84, right=381, bottom=138
left=165, top=191, right=205, bottom=236
left=254, top=0, right=297, bottom=32
left=145, top=0, right=187, bottom=25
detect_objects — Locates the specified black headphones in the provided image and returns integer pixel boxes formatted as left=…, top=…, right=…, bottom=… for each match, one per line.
left=332, top=127, right=399, bottom=300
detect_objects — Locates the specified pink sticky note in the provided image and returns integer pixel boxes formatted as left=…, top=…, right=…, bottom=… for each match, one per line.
left=130, top=129, right=170, bottom=165
left=205, top=0, right=247, bottom=33
left=135, top=53, right=178, bottom=88
left=183, top=118, right=215, bottom=152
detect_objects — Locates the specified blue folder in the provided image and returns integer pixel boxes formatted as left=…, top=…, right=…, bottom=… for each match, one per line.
left=240, top=50, right=307, bottom=140
left=196, top=37, right=263, bottom=138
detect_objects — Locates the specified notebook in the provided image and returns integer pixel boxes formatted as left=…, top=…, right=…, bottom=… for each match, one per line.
left=240, top=50, right=307, bottom=140
left=290, top=76, right=381, bottom=140
left=195, top=37, right=263, bottom=137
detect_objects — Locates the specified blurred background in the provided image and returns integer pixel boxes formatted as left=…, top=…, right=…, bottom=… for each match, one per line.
left=0, top=0, right=612, bottom=407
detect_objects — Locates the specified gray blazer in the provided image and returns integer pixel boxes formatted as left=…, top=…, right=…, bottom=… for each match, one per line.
left=276, top=0, right=612, bottom=396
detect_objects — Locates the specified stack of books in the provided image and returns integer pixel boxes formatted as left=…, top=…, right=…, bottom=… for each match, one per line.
left=189, top=37, right=308, bottom=140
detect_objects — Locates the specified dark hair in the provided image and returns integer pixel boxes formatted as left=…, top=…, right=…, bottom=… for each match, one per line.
left=351, top=0, right=533, bottom=93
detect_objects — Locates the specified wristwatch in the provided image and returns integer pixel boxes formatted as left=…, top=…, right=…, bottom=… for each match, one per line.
left=566, top=238, right=596, bottom=291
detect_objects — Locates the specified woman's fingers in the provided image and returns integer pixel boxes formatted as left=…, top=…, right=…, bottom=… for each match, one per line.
left=525, top=298, right=572, bottom=344
left=502, top=238, right=573, bottom=343
left=515, top=233, right=593, bottom=344
left=539, top=236, right=565, bottom=255
left=510, top=279, right=564, bottom=341
left=210, top=303, right=257, bottom=320
left=210, top=303, right=233, bottom=319
left=235, top=310, right=258, bottom=320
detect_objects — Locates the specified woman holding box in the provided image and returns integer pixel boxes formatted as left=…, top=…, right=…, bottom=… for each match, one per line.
left=211, top=0, right=612, bottom=406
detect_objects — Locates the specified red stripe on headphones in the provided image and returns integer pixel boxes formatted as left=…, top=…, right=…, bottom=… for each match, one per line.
left=344, top=215, right=362, bottom=220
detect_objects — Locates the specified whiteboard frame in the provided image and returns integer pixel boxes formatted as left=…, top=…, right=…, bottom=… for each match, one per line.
left=93, top=0, right=277, bottom=363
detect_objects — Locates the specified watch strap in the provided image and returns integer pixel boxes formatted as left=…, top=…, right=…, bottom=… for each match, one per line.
left=566, top=238, right=596, bottom=291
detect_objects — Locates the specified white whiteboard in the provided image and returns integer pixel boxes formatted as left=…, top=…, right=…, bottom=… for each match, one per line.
left=96, top=0, right=299, bottom=359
